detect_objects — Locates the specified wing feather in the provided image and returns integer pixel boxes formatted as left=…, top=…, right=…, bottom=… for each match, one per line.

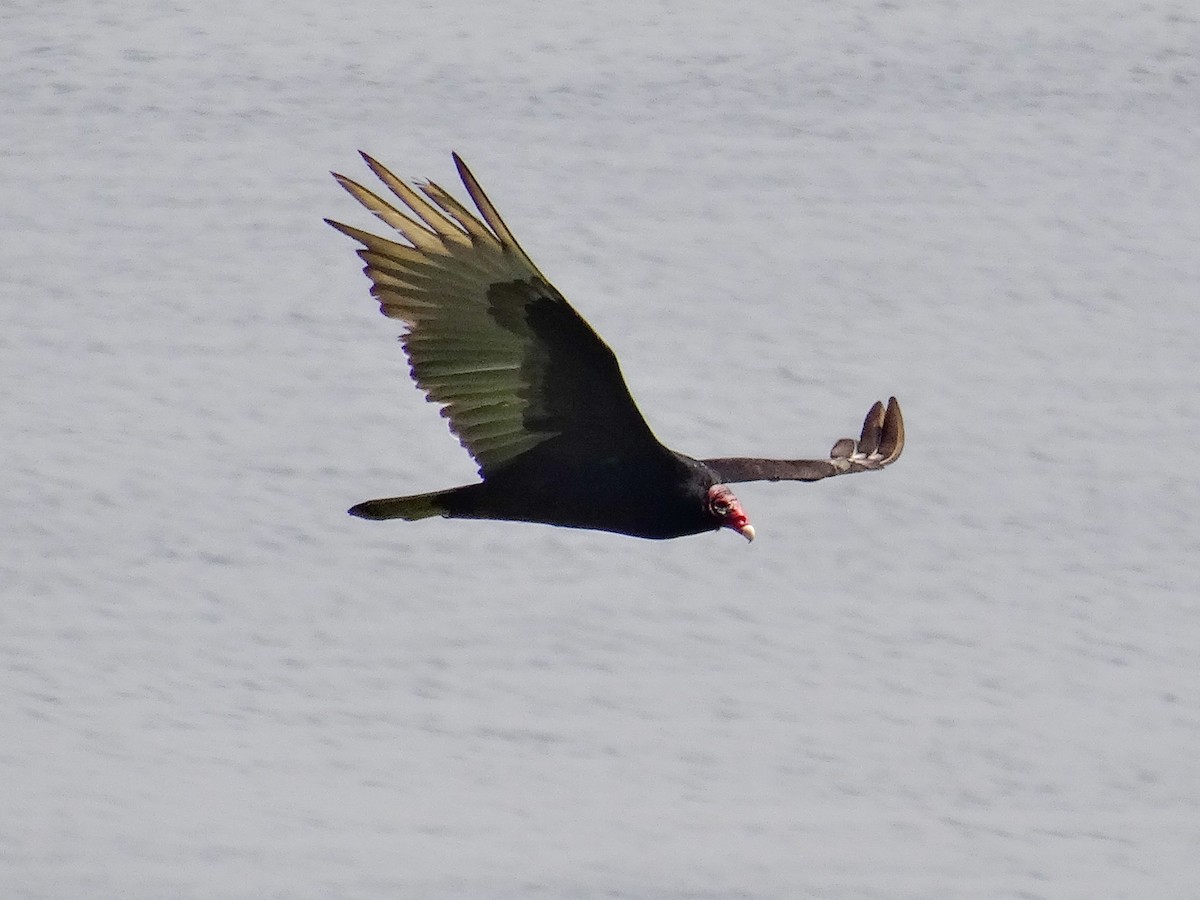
left=451, top=152, right=544, bottom=275
left=703, top=398, right=905, bottom=484
left=328, top=154, right=661, bottom=475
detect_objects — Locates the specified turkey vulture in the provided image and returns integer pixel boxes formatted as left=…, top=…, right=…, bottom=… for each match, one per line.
left=327, top=153, right=904, bottom=541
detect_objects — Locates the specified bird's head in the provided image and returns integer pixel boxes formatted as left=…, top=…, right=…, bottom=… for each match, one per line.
left=707, top=484, right=755, bottom=542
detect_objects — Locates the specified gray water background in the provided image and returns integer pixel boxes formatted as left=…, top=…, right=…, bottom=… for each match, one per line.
left=4, top=1, right=1200, bottom=897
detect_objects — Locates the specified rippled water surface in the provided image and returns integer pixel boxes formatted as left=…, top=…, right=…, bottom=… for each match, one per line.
left=4, top=2, right=1200, bottom=897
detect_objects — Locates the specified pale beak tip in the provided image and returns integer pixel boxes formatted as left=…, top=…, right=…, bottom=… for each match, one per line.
left=740, top=524, right=756, bottom=542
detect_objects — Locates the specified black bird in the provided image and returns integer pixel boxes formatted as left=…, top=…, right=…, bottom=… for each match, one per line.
left=327, top=154, right=903, bottom=541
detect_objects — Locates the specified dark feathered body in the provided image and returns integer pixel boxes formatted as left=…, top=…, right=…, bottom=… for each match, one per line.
left=435, top=444, right=724, bottom=539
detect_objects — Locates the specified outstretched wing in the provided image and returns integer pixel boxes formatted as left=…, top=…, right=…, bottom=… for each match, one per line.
left=703, top=397, right=904, bottom=483
left=327, top=153, right=661, bottom=477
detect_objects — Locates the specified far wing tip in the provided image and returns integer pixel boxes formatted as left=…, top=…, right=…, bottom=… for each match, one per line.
left=879, top=396, right=904, bottom=464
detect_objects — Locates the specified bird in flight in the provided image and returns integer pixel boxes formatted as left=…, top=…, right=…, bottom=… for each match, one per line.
left=327, top=154, right=903, bottom=542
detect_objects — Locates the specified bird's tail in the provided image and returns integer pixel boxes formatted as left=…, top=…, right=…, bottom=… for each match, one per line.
left=348, top=488, right=457, bottom=521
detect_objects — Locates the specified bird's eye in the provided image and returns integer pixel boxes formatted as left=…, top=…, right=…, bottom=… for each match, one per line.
left=711, top=499, right=730, bottom=515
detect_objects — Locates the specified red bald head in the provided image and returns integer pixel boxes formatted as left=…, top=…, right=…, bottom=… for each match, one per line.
left=707, top=484, right=755, bottom=542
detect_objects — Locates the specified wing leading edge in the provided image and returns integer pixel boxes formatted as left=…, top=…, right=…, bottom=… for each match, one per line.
left=702, top=397, right=904, bottom=483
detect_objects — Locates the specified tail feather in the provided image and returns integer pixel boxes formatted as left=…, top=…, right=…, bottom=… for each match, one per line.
left=348, top=489, right=454, bottom=521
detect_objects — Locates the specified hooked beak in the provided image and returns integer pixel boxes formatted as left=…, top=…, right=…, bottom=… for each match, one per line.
left=728, top=510, right=755, bottom=542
